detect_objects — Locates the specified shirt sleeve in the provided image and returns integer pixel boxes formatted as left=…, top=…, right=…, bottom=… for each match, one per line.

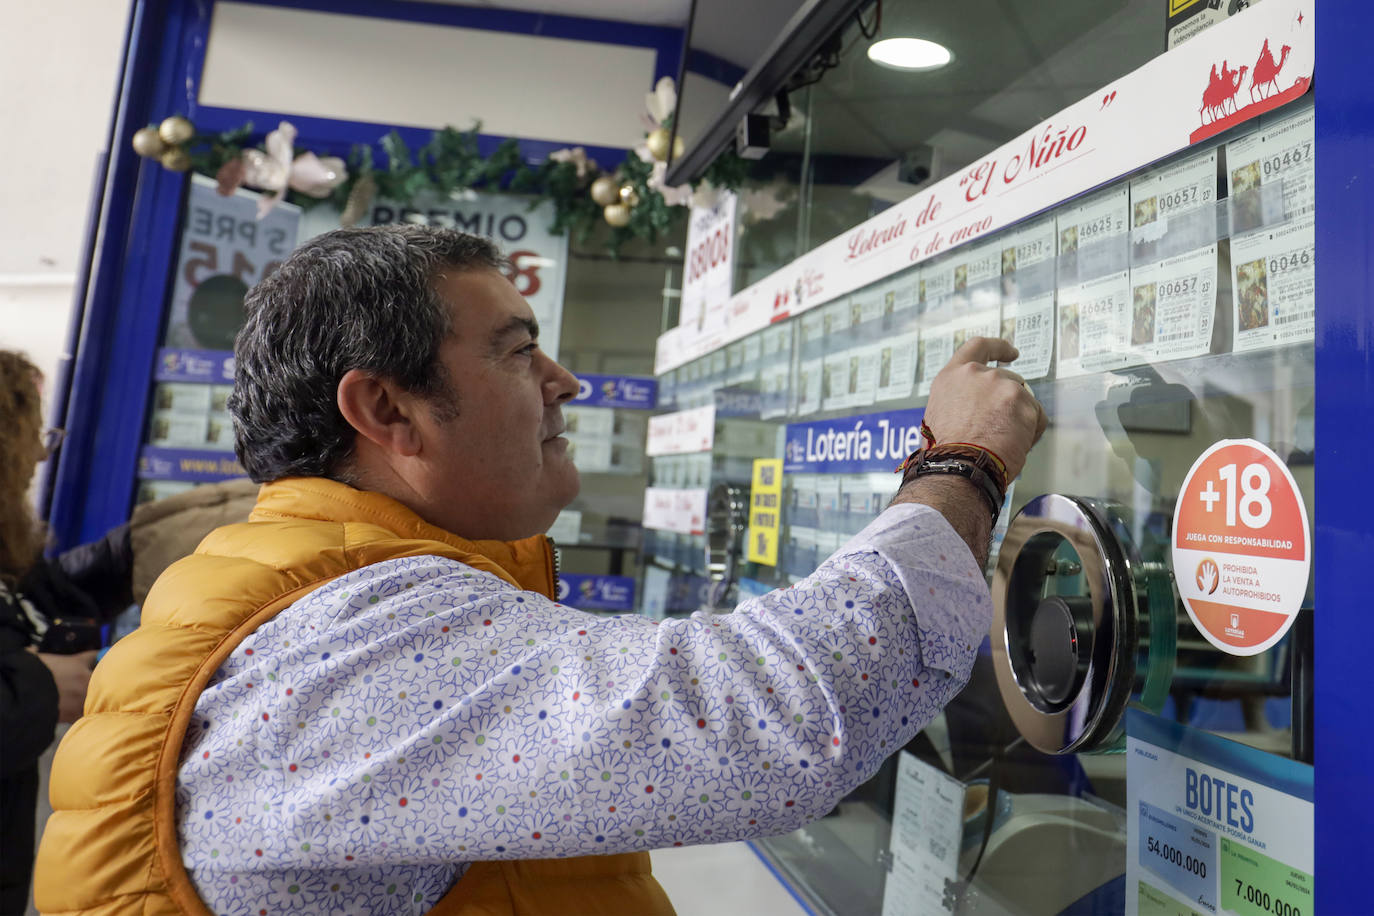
left=177, top=503, right=990, bottom=873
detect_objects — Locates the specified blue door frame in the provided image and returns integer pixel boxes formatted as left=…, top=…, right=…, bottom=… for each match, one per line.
left=46, top=0, right=682, bottom=552
left=46, top=0, right=1374, bottom=909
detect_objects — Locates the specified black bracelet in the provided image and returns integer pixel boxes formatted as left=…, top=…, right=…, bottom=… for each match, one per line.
left=902, top=453, right=1004, bottom=526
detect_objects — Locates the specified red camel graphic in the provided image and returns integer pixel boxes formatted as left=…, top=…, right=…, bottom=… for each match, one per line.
left=1250, top=40, right=1292, bottom=102
left=1201, top=62, right=1249, bottom=123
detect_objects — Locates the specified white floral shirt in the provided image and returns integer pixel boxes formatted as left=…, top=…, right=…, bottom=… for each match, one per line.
left=177, top=504, right=989, bottom=915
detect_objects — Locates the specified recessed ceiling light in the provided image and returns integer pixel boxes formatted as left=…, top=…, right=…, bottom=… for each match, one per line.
left=867, top=38, right=953, bottom=72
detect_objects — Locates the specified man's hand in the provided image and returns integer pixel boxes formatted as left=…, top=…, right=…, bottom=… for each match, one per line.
left=892, top=338, right=1047, bottom=567
left=34, top=649, right=98, bottom=723
left=921, top=337, right=1047, bottom=480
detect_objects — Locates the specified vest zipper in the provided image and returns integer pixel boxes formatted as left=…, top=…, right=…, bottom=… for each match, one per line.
left=547, top=536, right=561, bottom=598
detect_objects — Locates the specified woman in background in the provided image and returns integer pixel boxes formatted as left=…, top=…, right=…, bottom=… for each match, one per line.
left=0, top=350, right=97, bottom=916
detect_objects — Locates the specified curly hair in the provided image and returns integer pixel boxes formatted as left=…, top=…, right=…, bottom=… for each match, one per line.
left=0, top=350, right=45, bottom=585
left=229, top=225, right=505, bottom=482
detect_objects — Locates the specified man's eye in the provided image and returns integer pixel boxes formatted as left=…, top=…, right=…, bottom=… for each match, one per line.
left=518, top=342, right=540, bottom=357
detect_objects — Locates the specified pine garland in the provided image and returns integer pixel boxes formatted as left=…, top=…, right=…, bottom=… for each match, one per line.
left=178, top=121, right=747, bottom=256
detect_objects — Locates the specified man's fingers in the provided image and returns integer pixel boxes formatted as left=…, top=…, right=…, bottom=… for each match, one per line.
left=950, top=336, right=1018, bottom=367
left=990, top=366, right=1028, bottom=386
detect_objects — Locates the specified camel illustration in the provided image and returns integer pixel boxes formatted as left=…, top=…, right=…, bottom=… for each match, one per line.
left=1251, top=39, right=1292, bottom=102
left=1201, top=62, right=1249, bottom=123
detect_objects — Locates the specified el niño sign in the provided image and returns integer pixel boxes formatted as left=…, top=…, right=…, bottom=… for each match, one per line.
left=656, top=0, right=1313, bottom=373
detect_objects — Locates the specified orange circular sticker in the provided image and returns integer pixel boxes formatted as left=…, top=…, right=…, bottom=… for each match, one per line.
left=1172, top=439, right=1310, bottom=656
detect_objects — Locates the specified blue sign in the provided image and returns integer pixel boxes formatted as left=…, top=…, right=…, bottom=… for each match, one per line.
left=783, top=408, right=925, bottom=474
left=154, top=348, right=235, bottom=384
left=1137, top=801, right=1217, bottom=910
left=138, top=446, right=246, bottom=482
left=556, top=574, right=637, bottom=611
left=573, top=374, right=657, bottom=409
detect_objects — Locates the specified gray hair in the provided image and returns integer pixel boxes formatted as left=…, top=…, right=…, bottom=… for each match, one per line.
left=229, top=224, right=505, bottom=482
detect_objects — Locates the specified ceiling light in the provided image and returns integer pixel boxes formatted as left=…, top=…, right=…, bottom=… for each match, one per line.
left=867, top=38, right=953, bottom=72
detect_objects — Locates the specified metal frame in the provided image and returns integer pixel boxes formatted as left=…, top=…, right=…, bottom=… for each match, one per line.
left=46, top=0, right=685, bottom=550
left=664, top=0, right=872, bottom=185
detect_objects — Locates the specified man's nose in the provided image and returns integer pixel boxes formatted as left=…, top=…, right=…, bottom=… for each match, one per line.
left=541, top=352, right=579, bottom=404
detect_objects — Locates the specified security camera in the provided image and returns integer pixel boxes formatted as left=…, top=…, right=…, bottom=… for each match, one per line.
left=898, top=144, right=940, bottom=186
left=736, top=114, right=769, bottom=160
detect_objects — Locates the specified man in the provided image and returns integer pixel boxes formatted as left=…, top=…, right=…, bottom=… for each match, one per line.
left=36, top=226, right=1043, bottom=915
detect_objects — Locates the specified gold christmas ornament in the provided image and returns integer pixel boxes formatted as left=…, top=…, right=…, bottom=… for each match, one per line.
left=673, top=135, right=685, bottom=159
left=618, top=185, right=640, bottom=208
left=590, top=175, right=620, bottom=206
left=159, top=147, right=192, bottom=172
left=645, top=127, right=672, bottom=162
left=132, top=126, right=167, bottom=158
left=603, top=203, right=632, bottom=227
left=158, top=115, right=195, bottom=147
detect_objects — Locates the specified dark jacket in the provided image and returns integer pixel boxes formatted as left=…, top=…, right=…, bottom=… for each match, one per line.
left=0, top=575, right=60, bottom=915
left=0, top=543, right=130, bottom=915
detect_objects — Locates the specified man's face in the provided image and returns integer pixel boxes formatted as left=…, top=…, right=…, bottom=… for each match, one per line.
left=418, top=268, right=580, bottom=541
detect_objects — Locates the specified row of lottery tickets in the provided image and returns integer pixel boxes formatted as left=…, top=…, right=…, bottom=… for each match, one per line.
left=767, top=107, right=1314, bottom=417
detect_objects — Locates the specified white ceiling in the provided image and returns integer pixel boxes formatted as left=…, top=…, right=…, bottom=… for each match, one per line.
left=411, top=0, right=692, bottom=28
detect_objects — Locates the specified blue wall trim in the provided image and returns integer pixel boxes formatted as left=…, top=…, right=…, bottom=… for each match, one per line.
left=1314, top=1, right=1374, bottom=912
left=686, top=47, right=747, bottom=87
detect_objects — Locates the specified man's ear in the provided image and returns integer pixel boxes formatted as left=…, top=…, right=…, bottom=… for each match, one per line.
left=337, top=369, right=423, bottom=457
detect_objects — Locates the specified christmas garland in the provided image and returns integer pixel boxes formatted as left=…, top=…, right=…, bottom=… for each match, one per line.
left=131, top=79, right=752, bottom=255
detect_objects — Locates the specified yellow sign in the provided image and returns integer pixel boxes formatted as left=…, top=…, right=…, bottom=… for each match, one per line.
left=1168, top=0, right=1205, bottom=16
left=746, top=459, right=783, bottom=566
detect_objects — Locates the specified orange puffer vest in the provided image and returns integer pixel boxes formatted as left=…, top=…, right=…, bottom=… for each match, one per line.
left=35, top=478, right=674, bottom=915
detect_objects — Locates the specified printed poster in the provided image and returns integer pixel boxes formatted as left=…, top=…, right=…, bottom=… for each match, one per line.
left=1059, top=185, right=1131, bottom=284
left=796, top=357, right=824, bottom=417
left=1172, top=438, right=1310, bottom=656
left=798, top=308, right=828, bottom=362
left=1001, top=292, right=1055, bottom=381
left=1230, top=213, right=1314, bottom=352
left=871, top=331, right=921, bottom=403
left=881, top=751, right=965, bottom=916
left=165, top=176, right=300, bottom=351
left=746, top=459, right=783, bottom=566
left=360, top=190, right=571, bottom=360
left=1127, top=244, right=1218, bottom=364
left=759, top=322, right=795, bottom=421
left=850, top=286, right=888, bottom=345
left=680, top=191, right=738, bottom=334
left=1130, top=148, right=1219, bottom=262
left=1226, top=106, right=1314, bottom=235
left=1000, top=216, right=1058, bottom=380
left=952, top=237, right=1005, bottom=316
left=881, top=275, right=920, bottom=322
left=1126, top=709, right=1311, bottom=916
left=1057, top=269, right=1131, bottom=378
left=918, top=254, right=959, bottom=328
left=824, top=347, right=879, bottom=412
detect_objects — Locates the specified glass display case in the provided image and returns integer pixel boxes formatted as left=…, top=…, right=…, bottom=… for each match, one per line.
left=646, top=1, right=1326, bottom=911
